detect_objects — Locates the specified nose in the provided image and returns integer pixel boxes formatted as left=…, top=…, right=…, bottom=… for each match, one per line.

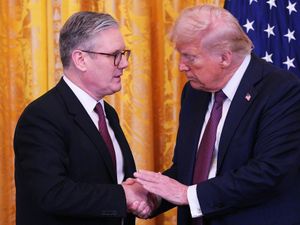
left=117, top=55, right=129, bottom=69
left=178, top=60, right=190, bottom=72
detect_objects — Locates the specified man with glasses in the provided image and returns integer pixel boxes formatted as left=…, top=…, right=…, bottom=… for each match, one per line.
left=14, top=11, right=152, bottom=225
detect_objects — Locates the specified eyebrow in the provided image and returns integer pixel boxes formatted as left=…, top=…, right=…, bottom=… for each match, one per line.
left=110, top=48, right=126, bottom=54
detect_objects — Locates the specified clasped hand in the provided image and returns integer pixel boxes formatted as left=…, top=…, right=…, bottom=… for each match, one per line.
left=122, top=170, right=188, bottom=219
left=122, top=178, right=158, bottom=218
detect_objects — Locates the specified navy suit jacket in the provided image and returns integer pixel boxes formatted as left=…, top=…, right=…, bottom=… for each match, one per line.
left=160, top=54, right=300, bottom=225
left=14, top=79, right=136, bottom=225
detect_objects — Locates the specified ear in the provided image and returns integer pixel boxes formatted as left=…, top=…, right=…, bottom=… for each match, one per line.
left=220, top=50, right=232, bottom=68
left=71, top=50, right=88, bottom=71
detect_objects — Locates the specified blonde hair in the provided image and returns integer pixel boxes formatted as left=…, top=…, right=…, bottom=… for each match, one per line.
left=170, top=5, right=253, bottom=55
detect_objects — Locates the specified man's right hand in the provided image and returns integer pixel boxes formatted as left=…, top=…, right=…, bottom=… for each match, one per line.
left=122, top=178, right=159, bottom=219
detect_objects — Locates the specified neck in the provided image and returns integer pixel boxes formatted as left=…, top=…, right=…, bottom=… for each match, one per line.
left=63, top=69, right=103, bottom=101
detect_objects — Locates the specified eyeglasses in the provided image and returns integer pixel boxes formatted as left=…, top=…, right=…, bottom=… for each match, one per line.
left=79, top=49, right=131, bottom=66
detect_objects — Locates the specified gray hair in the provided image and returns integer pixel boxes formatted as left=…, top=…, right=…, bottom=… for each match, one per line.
left=59, top=11, right=118, bottom=68
left=170, top=5, right=253, bottom=56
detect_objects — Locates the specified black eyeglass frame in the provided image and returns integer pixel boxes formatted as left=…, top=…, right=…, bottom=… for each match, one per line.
left=79, top=49, right=131, bottom=66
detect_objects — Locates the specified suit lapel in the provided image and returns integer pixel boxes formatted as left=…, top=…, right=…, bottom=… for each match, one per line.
left=217, top=54, right=263, bottom=172
left=55, top=79, right=117, bottom=182
left=179, top=85, right=211, bottom=184
left=104, top=102, right=136, bottom=179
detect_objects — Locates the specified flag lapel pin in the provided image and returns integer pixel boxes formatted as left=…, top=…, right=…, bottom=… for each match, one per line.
left=245, top=93, right=251, bottom=101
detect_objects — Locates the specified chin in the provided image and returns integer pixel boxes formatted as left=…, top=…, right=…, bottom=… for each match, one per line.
left=189, top=81, right=203, bottom=90
left=112, top=84, right=122, bottom=93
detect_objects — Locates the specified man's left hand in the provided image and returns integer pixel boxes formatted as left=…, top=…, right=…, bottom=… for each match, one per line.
left=134, top=170, right=188, bottom=206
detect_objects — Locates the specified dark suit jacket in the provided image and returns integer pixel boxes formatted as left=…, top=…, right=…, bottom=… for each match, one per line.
left=159, top=54, right=300, bottom=225
left=14, top=79, right=136, bottom=225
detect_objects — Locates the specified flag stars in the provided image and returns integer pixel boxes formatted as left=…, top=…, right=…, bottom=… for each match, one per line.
left=264, top=24, right=275, bottom=38
left=249, top=0, right=258, bottom=5
left=286, top=1, right=297, bottom=15
left=267, top=0, right=277, bottom=10
left=243, top=19, right=255, bottom=33
left=225, top=1, right=300, bottom=76
left=284, top=29, right=296, bottom=42
left=283, top=56, right=296, bottom=70
left=262, top=52, right=273, bottom=63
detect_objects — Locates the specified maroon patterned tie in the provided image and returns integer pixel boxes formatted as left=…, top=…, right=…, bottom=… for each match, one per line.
left=192, top=90, right=227, bottom=225
left=94, top=103, right=116, bottom=171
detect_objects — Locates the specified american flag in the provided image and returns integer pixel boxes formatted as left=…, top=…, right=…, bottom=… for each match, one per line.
left=224, top=0, right=300, bottom=77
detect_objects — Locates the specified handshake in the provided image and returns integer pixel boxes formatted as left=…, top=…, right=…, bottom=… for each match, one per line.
left=121, top=170, right=189, bottom=219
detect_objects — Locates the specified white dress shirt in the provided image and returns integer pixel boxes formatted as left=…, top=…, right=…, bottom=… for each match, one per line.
left=187, top=54, right=251, bottom=217
left=63, top=76, right=125, bottom=184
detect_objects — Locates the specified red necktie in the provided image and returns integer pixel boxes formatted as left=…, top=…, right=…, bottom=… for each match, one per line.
left=94, top=103, right=116, bottom=171
left=192, top=90, right=227, bottom=225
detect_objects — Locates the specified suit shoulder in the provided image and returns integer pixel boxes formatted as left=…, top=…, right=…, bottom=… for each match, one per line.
left=254, top=55, right=300, bottom=84
left=249, top=55, right=300, bottom=94
left=17, top=86, right=63, bottom=123
left=261, top=66, right=300, bottom=91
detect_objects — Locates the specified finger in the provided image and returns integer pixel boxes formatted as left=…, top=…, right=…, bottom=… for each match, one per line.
left=138, top=206, right=151, bottom=219
left=136, top=170, right=160, bottom=177
left=132, top=201, right=147, bottom=217
left=123, top=178, right=136, bottom=185
left=128, top=201, right=139, bottom=213
left=136, top=179, right=165, bottom=197
left=136, top=202, right=151, bottom=219
left=135, top=179, right=156, bottom=190
left=134, top=171, right=163, bottom=182
left=137, top=201, right=147, bottom=213
left=136, top=177, right=166, bottom=189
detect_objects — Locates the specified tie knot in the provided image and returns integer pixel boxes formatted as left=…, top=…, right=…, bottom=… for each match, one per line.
left=214, top=90, right=227, bottom=104
left=94, top=102, right=105, bottom=117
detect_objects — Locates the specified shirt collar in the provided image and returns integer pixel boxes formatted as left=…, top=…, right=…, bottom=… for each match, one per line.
left=222, top=54, right=251, bottom=101
left=63, top=75, right=104, bottom=114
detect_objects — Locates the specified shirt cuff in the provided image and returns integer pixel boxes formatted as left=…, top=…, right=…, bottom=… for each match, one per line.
left=187, top=185, right=203, bottom=218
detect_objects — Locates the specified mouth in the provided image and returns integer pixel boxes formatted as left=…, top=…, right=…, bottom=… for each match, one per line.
left=113, top=75, right=122, bottom=82
left=115, top=72, right=123, bottom=77
left=113, top=74, right=121, bottom=78
left=185, top=72, right=193, bottom=79
left=186, top=76, right=195, bottom=81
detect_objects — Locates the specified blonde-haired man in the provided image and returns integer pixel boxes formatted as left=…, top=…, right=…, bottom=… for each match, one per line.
left=135, top=5, right=300, bottom=225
